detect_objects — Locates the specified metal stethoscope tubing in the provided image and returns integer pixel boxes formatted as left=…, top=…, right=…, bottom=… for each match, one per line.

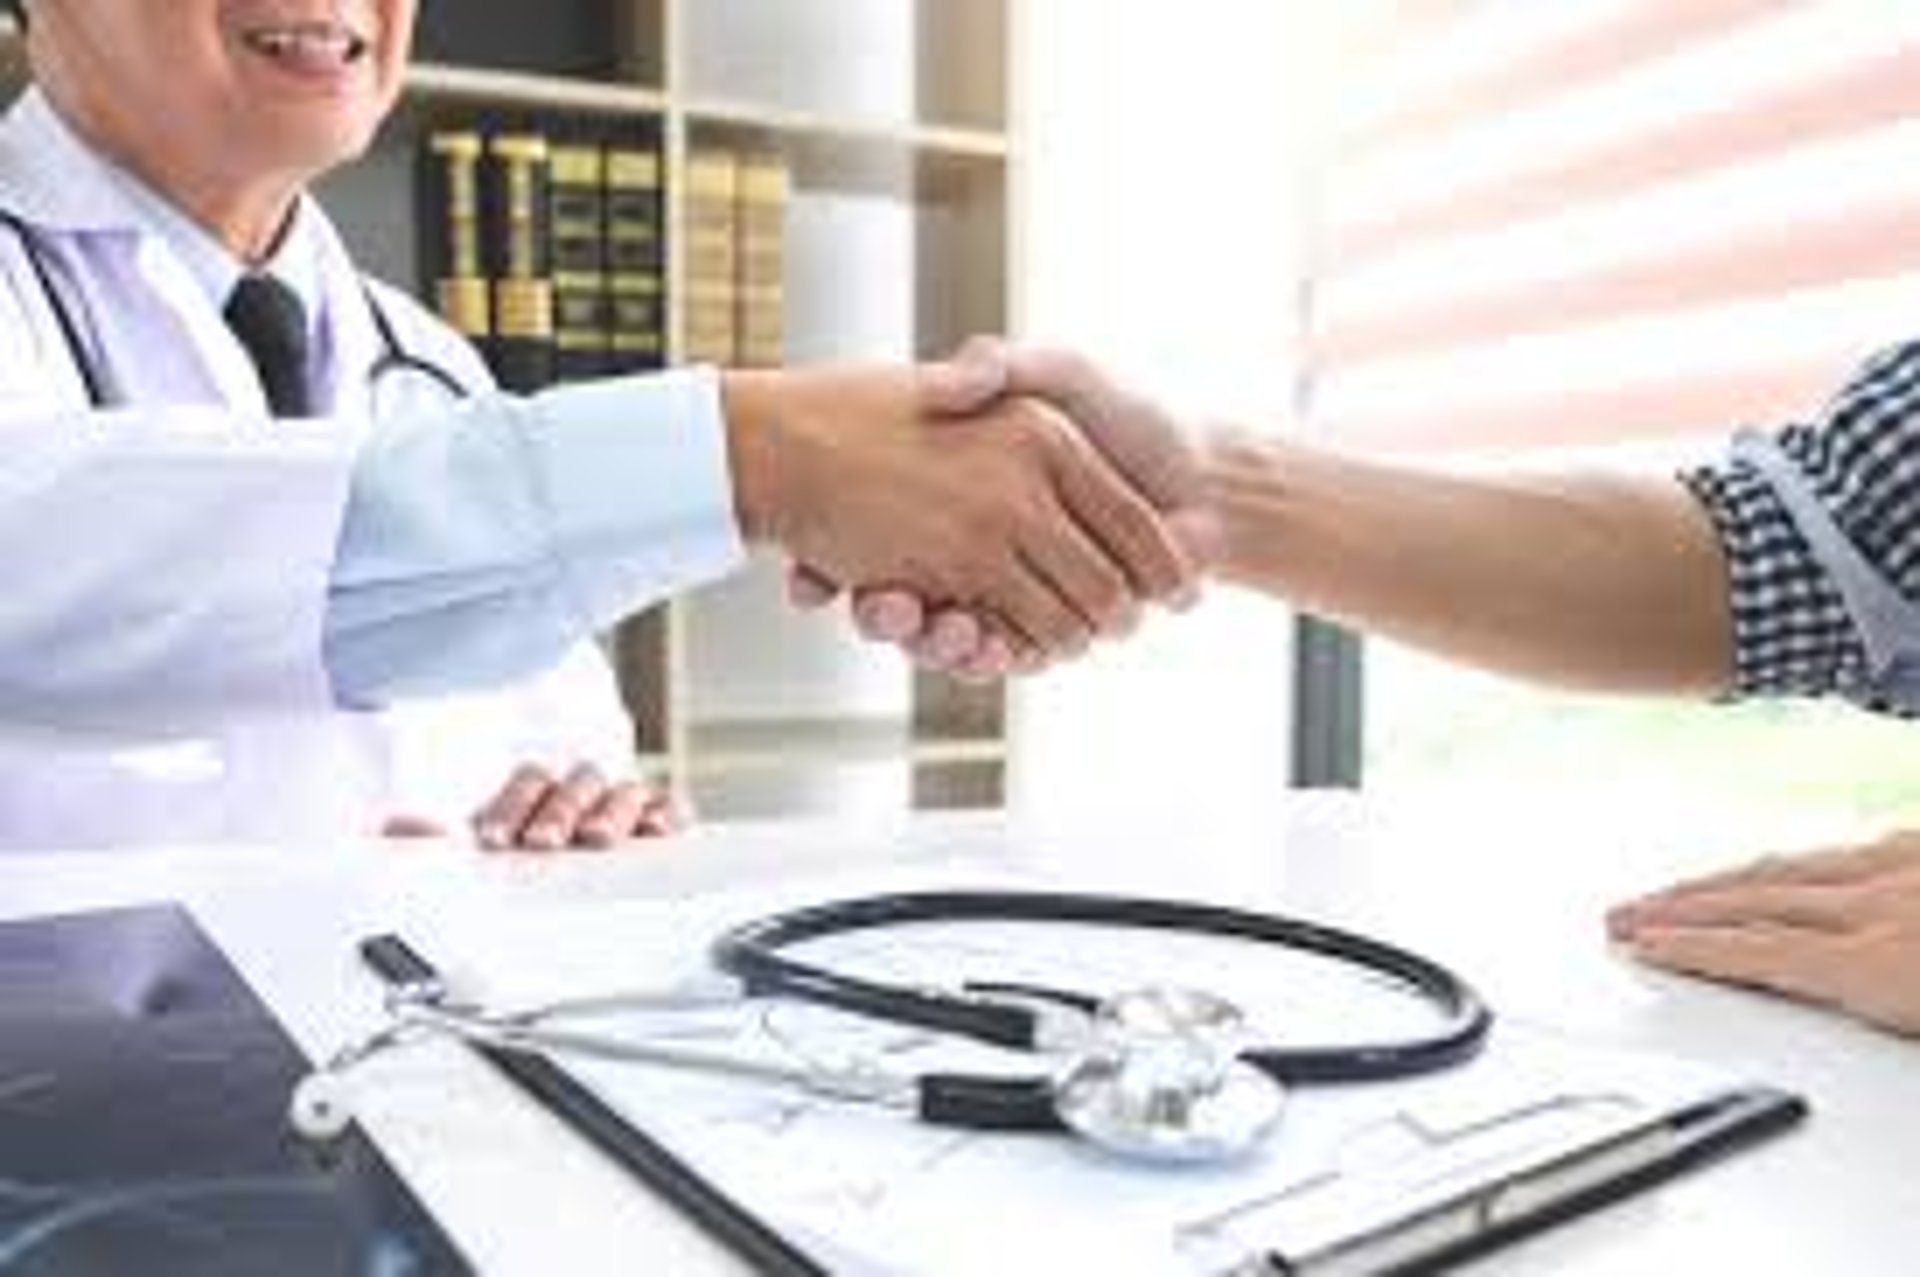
left=291, top=980, right=921, bottom=1142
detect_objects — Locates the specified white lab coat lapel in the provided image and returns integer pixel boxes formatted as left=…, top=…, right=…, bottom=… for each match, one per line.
left=129, top=236, right=272, bottom=414
left=308, top=208, right=383, bottom=425
left=0, top=90, right=376, bottom=848
left=0, top=91, right=270, bottom=415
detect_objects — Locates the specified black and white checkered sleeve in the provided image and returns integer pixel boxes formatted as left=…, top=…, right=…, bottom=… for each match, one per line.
left=1680, top=340, right=1920, bottom=712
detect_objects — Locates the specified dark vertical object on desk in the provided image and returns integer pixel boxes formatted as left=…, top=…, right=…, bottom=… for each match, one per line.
left=549, top=134, right=612, bottom=381
left=359, top=933, right=828, bottom=1277
left=482, top=129, right=557, bottom=393
left=605, top=131, right=668, bottom=373
left=417, top=125, right=493, bottom=366
left=1292, top=615, right=1364, bottom=788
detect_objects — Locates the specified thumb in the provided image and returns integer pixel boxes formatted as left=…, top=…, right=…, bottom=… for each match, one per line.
left=917, top=334, right=1012, bottom=418
left=786, top=561, right=844, bottom=609
left=381, top=814, right=448, bottom=840
left=1002, top=347, right=1199, bottom=513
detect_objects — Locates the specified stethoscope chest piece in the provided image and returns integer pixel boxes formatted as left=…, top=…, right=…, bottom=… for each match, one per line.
left=1052, top=987, right=1286, bottom=1164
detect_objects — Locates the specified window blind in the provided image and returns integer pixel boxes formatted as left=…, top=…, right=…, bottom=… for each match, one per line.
left=1302, top=0, right=1920, bottom=452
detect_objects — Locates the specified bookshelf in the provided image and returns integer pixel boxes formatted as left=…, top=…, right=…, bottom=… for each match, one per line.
left=338, top=2, right=1031, bottom=819
left=0, top=1, right=1016, bottom=821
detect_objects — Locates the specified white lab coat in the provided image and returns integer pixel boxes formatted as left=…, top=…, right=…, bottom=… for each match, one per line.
left=0, top=92, right=634, bottom=849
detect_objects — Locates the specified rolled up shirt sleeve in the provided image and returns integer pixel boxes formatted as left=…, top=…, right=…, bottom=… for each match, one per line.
left=1680, top=341, right=1920, bottom=712
left=326, top=366, right=744, bottom=706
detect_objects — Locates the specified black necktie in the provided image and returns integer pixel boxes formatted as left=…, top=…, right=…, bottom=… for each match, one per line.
left=224, top=273, right=314, bottom=418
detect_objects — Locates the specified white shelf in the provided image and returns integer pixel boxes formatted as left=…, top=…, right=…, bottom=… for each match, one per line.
left=406, top=62, right=668, bottom=117
left=684, top=97, right=1008, bottom=162
left=689, top=717, right=1005, bottom=775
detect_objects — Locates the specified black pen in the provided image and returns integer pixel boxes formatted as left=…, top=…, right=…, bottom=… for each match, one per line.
left=358, top=933, right=828, bottom=1277
left=1268, top=1084, right=1809, bottom=1276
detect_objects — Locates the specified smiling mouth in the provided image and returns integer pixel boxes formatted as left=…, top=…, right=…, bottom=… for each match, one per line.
left=241, top=23, right=371, bottom=68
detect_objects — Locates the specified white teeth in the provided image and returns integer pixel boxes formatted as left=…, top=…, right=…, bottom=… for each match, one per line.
left=243, top=26, right=369, bottom=64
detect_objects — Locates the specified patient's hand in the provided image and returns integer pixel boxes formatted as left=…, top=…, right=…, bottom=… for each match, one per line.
left=1608, top=831, right=1920, bottom=1036
left=381, top=762, right=681, bottom=851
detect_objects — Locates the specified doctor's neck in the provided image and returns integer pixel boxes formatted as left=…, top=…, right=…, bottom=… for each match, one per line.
left=40, top=89, right=303, bottom=263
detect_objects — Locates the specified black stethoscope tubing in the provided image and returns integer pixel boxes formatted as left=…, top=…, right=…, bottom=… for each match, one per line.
left=712, top=889, right=1494, bottom=1132
left=1, top=208, right=470, bottom=409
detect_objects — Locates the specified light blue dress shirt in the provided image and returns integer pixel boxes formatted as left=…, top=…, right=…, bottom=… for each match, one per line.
left=0, top=87, right=745, bottom=716
left=328, top=371, right=743, bottom=705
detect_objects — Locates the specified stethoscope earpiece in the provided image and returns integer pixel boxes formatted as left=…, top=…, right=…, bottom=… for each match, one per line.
left=289, top=1066, right=357, bottom=1142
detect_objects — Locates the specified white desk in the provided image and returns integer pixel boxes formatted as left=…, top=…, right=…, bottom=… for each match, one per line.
left=4, top=796, right=1918, bottom=1274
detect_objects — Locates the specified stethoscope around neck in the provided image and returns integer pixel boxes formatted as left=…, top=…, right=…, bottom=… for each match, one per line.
left=0, top=208, right=470, bottom=411
left=293, top=890, right=1494, bottom=1166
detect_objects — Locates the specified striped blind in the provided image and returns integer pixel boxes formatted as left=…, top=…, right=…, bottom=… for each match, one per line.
left=1302, top=0, right=1920, bottom=452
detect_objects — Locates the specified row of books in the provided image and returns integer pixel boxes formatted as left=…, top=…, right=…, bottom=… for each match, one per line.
left=684, top=145, right=791, bottom=370
left=417, top=121, right=792, bottom=393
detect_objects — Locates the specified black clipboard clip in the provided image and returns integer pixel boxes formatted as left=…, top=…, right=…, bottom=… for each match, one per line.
left=359, top=933, right=829, bottom=1277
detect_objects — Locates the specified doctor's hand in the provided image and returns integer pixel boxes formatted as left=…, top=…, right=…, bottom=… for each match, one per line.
left=1607, top=831, right=1920, bottom=1036
left=724, top=359, right=1196, bottom=667
left=786, top=340, right=1218, bottom=679
left=381, top=763, right=681, bottom=852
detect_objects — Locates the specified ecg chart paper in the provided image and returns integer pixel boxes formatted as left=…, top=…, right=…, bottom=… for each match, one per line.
left=428, top=863, right=1771, bottom=1277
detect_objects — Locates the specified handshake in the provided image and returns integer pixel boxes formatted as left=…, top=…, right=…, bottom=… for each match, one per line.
left=721, top=339, right=1217, bottom=680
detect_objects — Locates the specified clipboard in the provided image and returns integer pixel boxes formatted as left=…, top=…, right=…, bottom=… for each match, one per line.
left=356, top=888, right=1809, bottom=1277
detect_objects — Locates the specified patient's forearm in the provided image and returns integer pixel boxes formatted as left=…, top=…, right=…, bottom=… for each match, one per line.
left=1200, top=434, right=1735, bottom=695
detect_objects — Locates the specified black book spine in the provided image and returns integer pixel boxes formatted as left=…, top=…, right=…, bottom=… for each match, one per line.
left=549, top=136, right=611, bottom=382
left=605, top=137, right=668, bottom=374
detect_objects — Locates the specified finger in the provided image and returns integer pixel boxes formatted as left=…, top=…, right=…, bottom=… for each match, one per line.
left=472, top=764, right=555, bottom=851
left=991, top=549, right=1096, bottom=661
left=852, top=588, right=928, bottom=644
left=576, top=781, right=655, bottom=848
left=1611, top=883, right=1866, bottom=938
left=957, top=631, right=1017, bottom=683
left=381, top=815, right=447, bottom=841
left=1167, top=507, right=1226, bottom=592
left=1047, top=422, right=1195, bottom=608
left=1627, top=841, right=1920, bottom=906
left=787, top=563, right=843, bottom=609
left=919, top=335, right=1011, bottom=417
left=520, top=763, right=609, bottom=852
left=1014, top=502, right=1138, bottom=641
left=1626, top=923, right=1849, bottom=1006
left=635, top=789, right=681, bottom=837
left=920, top=609, right=987, bottom=668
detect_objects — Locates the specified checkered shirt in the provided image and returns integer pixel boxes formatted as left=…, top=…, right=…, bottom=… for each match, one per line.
left=1682, top=341, right=1920, bottom=712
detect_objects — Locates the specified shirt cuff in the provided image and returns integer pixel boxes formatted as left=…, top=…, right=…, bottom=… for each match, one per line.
left=517, top=365, right=747, bottom=634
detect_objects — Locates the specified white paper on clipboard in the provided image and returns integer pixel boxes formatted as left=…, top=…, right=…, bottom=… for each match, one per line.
left=429, top=862, right=1802, bottom=1277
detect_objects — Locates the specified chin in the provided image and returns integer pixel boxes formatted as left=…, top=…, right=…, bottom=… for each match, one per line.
left=257, top=116, right=384, bottom=176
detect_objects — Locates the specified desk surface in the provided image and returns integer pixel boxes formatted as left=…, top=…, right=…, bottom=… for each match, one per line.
left=2, top=796, right=1916, bottom=1274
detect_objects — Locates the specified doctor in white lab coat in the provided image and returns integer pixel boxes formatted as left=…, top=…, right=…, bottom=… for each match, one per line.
left=0, top=54, right=652, bottom=848
left=0, top=0, right=1199, bottom=852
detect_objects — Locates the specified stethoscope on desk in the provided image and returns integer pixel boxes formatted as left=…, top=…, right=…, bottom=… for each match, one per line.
left=293, top=890, right=1493, bottom=1167
left=2, top=209, right=472, bottom=413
